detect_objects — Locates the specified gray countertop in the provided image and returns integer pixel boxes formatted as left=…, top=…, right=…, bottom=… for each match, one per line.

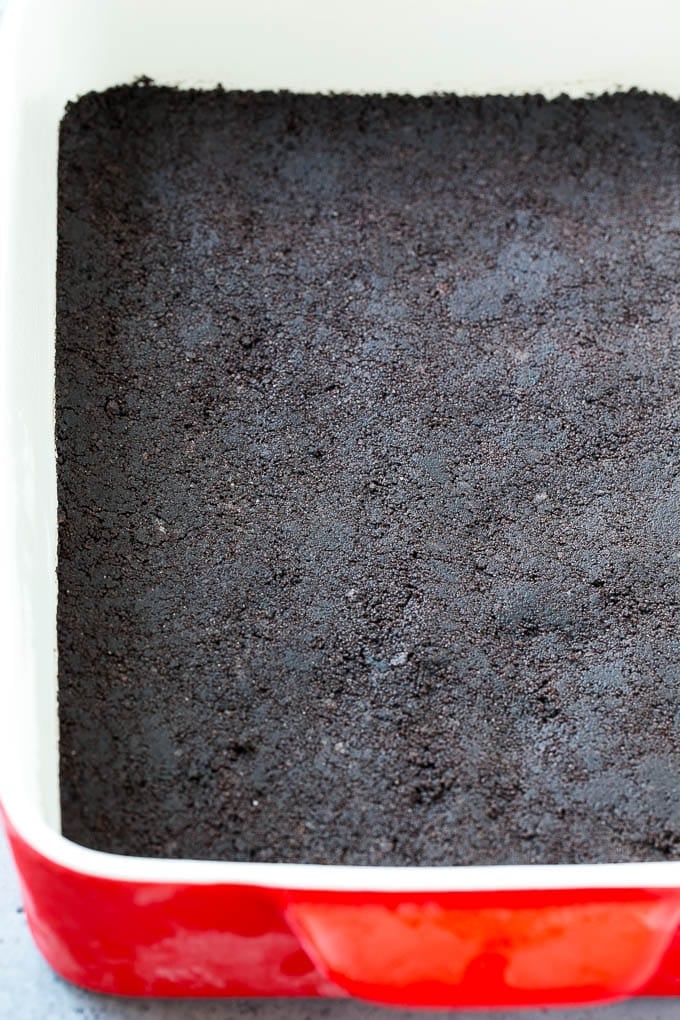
left=0, top=2, right=676, bottom=1017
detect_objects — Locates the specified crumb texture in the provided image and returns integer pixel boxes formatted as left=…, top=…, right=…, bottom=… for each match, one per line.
left=57, top=87, right=680, bottom=863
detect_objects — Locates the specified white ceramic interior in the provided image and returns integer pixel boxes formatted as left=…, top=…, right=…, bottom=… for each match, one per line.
left=1, top=0, right=679, bottom=890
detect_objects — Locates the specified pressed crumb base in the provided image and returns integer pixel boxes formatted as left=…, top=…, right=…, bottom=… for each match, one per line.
left=57, top=86, right=680, bottom=864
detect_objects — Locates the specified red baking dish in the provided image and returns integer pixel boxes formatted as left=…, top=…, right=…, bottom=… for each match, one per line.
left=1, top=0, right=679, bottom=1007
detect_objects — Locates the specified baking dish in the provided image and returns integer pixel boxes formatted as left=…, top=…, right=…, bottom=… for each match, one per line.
left=1, top=0, right=679, bottom=1007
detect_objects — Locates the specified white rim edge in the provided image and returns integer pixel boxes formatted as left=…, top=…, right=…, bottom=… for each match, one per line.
left=5, top=795, right=680, bottom=892
left=2, top=0, right=679, bottom=901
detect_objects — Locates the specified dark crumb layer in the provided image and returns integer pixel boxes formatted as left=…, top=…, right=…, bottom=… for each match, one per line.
left=57, top=86, right=680, bottom=864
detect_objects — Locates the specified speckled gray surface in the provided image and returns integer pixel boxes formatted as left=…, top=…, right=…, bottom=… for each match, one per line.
left=56, top=81, right=679, bottom=869
left=0, top=0, right=677, bottom=1015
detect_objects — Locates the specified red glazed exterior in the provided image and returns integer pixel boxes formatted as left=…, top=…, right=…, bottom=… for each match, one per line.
left=4, top=811, right=680, bottom=1008
left=2, top=0, right=680, bottom=1010
left=3, top=813, right=338, bottom=999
